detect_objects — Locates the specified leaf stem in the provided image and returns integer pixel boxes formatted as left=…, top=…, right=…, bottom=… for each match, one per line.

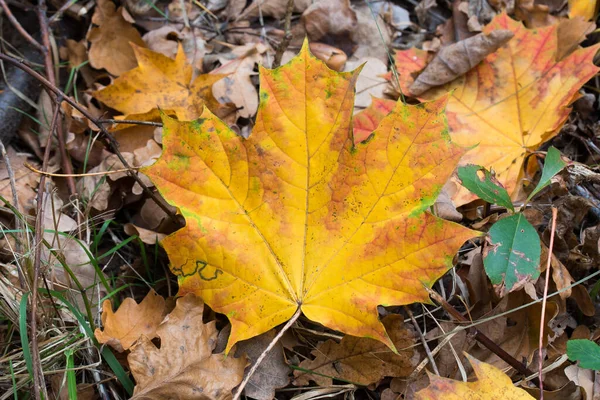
left=538, top=207, right=558, bottom=398
left=232, top=306, right=302, bottom=400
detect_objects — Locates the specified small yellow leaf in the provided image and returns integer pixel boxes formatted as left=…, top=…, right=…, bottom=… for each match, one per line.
left=415, top=354, right=535, bottom=400
left=93, top=44, right=226, bottom=121
left=94, top=290, right=166, bottom=352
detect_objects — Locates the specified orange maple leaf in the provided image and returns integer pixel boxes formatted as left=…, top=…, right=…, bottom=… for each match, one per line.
left=93, top=44, right=226, bottom=121
left=372, top=14, right=599, bottom=205
left=143, top=41, right=479, bottom=352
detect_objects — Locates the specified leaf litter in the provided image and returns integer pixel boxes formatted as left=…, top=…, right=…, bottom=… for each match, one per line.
left=0, top=1, right=600, bottom=399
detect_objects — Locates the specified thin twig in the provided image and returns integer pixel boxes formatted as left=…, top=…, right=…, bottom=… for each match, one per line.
left=0, top=0, right=44, bottom=52
left=272, top=0, right=294, bottom=68
left=97, top=119, right=163, bottom=127
left=30, top=94, right=62, bottom=400
left=232, top=307, right=302, bottom=400
left=48, top=0, right=78, bottom=24
left=538, top=207, right=558, bottom=398
left=0, top=51, right=178, bottom=221
left=25, top=162, right=137, bottom=177
left=37, top=0, right=77, bottom=198
left=404, top=306, right=439, bottom=375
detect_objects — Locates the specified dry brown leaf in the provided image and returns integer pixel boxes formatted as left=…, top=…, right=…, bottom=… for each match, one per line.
left=128, top=294, right=247, bottom=400
left=410, top=30, right=514, bottom=95
left=302, top=0, right=357, bottom=44
left=556, top=17, right=596, bottom=60
left=470, top=291, right=558, bottom=370
left=95, top=290, right=166, bottom=352
left=234, top=330, right=290, bottom=400
left=293, top=315, right=419, bottom=386
left=87, top=0, right=145, bottom=76
left=236, top=0, right=311, bottom=20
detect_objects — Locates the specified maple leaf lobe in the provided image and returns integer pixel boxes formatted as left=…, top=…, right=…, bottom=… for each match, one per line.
left=143, top=40, right=480, bottom=352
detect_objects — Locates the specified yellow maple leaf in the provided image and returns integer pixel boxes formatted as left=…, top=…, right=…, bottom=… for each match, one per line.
left=143, top=41, right=479, bottom=352
left=93, top=44, right=226, bottom=121
left=415, top=353, right=534, bottom=400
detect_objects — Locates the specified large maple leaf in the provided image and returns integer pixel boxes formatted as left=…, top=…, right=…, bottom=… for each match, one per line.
left=93, top=44, right=226, bottom=121
left=143, top=41, right=479, bottom=351
left=376, top=13, right=599, bottom=205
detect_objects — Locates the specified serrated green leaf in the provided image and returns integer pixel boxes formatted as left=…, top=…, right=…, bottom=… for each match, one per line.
left=527, top=147, right=568, bottom=201
left=458, top=165, right=514, bottom=211
left=567, top=339, right=600, bottom=370
left=484, top=214, right=540, bottom=294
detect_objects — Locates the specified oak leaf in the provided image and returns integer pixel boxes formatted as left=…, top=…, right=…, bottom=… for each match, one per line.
left=143, top=41, right=479, bottom=352
left=415, top=353, right=534, bottom=399
left=93, top=44, right=226, bottom=121
left=87, top=0, right=145, bottom=76
left=94, top=290, right=166, bottom=352
left=388, top=13, right=600, bottom=205
left=293, top=315, right=419, bottom=386
left=128, top=294, right=247, bottom=400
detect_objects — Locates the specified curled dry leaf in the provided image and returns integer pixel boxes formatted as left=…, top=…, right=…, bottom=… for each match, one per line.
left=213, top=44, right=262, bottom=119
left=94, top=290, right=166, bottom=352
left=293, top=315, right=420, bottom=386
left=87, top=0, right=145, bottom=76
left=415, top=354, right=535, bottom=399
left=128, top=294, right=247, bottom=400
left=309, top=42, right=348, bottom=71
left=410, top=30, right=514, bottom=96
left=93, top=44, right=226, bottom=121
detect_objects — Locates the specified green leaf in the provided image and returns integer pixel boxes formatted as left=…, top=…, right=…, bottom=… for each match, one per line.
left=567, top=339, right=600, bottom=370
left=527, top=147, right=568, bottom=201
left=484, top=214, right=540, bottom=294
left=458, top=165, right=514, bottom=211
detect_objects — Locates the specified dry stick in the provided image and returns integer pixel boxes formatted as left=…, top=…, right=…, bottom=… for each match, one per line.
left=0, top=0, right=45, bottom=52
left=404, top=306, right=440, bottom=375
left=538, top=207, right=558, bottom=399
left=97, top=119, right=163, bottom=127
left=232, top=307, right=302, bottom=400
left=272, top=0, right=295, bottom=68
left=29, top=95, right=62, bottom=400
left=0, top=52, right=178, bottom=221
left=426, top=287, right=546, bottom=389
left=37, top=0, right=77, bottom=197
